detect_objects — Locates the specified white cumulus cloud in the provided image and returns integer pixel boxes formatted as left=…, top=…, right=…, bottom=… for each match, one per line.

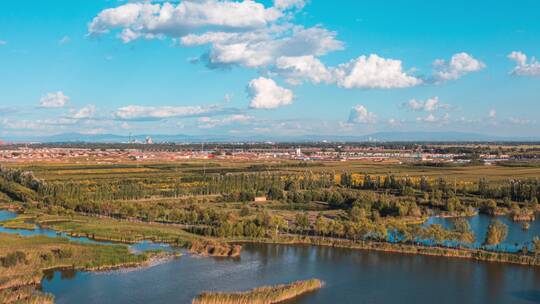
left=191, top=25, right=343, bottom=68
left=334, top=54, right=422, bottom=89
left=273, top=0, right=306, bottom=10
left=508, top=51, right=540, bottom=76
left=433, top=52, right=485, bottom=82
left=404, top=97, right=446, bottom=112
left=72, top=105, right=96, bottom=119
left=39, top=91, right=70, bottom=108
left=348, top=105, right=376, bottom=124
left=275, top=55, right=334, bottom=85
left=248, top=77, right=294, bottom=109
left=88, top=1, right=282, bottom=42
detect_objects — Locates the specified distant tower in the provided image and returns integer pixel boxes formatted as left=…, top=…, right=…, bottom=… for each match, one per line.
left=296, top=148, right=302, bottom=156
left=145, top=136, right=153, bottom=145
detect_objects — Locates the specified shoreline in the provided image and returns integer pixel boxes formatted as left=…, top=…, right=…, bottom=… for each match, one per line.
left=0, top=250, right=180, bottom=303
left=231, top=236, right=540, bottom=267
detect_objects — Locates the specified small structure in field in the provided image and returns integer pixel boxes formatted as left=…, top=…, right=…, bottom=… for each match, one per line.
left=254, top=196, right=267, bottom=202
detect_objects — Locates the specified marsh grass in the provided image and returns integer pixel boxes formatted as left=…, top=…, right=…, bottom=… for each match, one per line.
left=192, top=279, right=323, bottom=304
left=0, top=232, right=154, bottom=303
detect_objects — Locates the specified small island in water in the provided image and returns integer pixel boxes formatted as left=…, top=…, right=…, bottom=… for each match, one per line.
left=192, top=279, right=324, bottom=304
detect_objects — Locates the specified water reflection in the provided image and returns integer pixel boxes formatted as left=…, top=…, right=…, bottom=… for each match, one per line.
left=425, top=213, right=540, bottom=251
left=38, top=243, right=540, bottom=304
left=4, top=210, right=540, bottom=303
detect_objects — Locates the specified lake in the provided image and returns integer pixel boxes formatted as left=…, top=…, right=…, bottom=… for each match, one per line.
left=42, top=243, right=540, bottom=304
left=2, top=210, right=540, bottom=303
left=425, top=213, right=540, bottom=252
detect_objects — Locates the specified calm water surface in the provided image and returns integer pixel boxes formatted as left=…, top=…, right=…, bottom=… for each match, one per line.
left=426, top=213, right=540, bottom=251
left=42, top=243, right=540, bottom=304
left=3, top=210, right=540, bottom=303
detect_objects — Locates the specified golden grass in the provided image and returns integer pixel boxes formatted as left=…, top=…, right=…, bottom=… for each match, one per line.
left=192, top=279, right=323, bottom=304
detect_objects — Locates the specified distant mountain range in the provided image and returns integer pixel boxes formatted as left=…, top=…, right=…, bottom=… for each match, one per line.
left=3, top=131, right=540, bottom=144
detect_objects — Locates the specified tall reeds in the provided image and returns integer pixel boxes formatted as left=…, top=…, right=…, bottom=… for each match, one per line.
left=192, top=279, right=323, bottom=304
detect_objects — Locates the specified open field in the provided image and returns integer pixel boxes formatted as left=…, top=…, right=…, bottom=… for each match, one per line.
left=1, top=157, right=540, bottom=303
left=5, top=160, right=540, bottom=183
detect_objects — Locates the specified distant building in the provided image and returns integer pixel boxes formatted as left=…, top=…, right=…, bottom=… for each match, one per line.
left=145, top=136, right=153, bottom=145
left=254, top=196, right=267, bottom=202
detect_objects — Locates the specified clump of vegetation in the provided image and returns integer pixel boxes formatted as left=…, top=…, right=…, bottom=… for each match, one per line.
left=1, top=251, right=27, bottom=268
left=192, top=279, right=323, bottom=304
left=484, top=220, right=508, bottom=246
left=189, top=240, right=241, bottom=257
left=532, top=237, right=540, bottom=255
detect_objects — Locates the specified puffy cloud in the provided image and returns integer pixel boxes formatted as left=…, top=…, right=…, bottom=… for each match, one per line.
left=274, top=53, right=421, bottom=89
left=115, top=104, right=234, bottom=120
left=273, top=0, right=306, bottom=10
left=348, top=105, right=376, bottom=124
left=72, top=105, right=96, bottom=119
left=248, top=77, right=294, bottom=109
left=334, top=54, right=422, bottom=89
left=275, top=55, right=333, bottom=85
left=190, top=25, right=343, bottom=68
left=508, top=51, right=540, bottom=76
left=404, top=97, right=445, bottom=112
left=90, top=1, right=342, bottom=69
left=39, top=91, right=70, bottom=108
left=489, top=109, right=497, bottom=119
left=88, top=1, right=282, bottom=42
left=433, top=52, right=485, bottom=82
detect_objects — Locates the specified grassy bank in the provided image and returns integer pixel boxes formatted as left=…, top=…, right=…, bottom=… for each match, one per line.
left=3, top=212, right=202, bottom=246
left=192, top=279, right=323, bottom=304
left=0, top=232, right=166, bottom=304
left=2, top=211, right=241, bottom=258
left=234, top=235, right=540, bottom=267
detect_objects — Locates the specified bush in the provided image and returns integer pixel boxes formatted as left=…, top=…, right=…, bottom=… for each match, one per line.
left=1, top=251, right=27, bottom=268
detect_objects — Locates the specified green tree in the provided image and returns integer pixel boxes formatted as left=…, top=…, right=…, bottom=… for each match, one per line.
left=267, top=186, right=284, bottom=201
left=295, top=213, right=310, bottom=235
left=314, top=215, right=328, bottom=237
left=349, top=206, right=366, bottom=222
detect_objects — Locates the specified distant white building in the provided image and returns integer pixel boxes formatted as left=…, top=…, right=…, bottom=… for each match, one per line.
left=145, top=136, right=153, bottom=145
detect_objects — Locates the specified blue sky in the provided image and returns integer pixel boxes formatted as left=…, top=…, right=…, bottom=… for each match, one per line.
left=0, top=0, right=539, bottom=139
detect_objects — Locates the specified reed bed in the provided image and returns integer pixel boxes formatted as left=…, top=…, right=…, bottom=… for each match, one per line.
left=192, top=279, right=323, bottom=304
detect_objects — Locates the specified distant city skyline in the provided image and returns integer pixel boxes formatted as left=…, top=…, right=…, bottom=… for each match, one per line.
left=1, top=0, right=539, bottom=140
